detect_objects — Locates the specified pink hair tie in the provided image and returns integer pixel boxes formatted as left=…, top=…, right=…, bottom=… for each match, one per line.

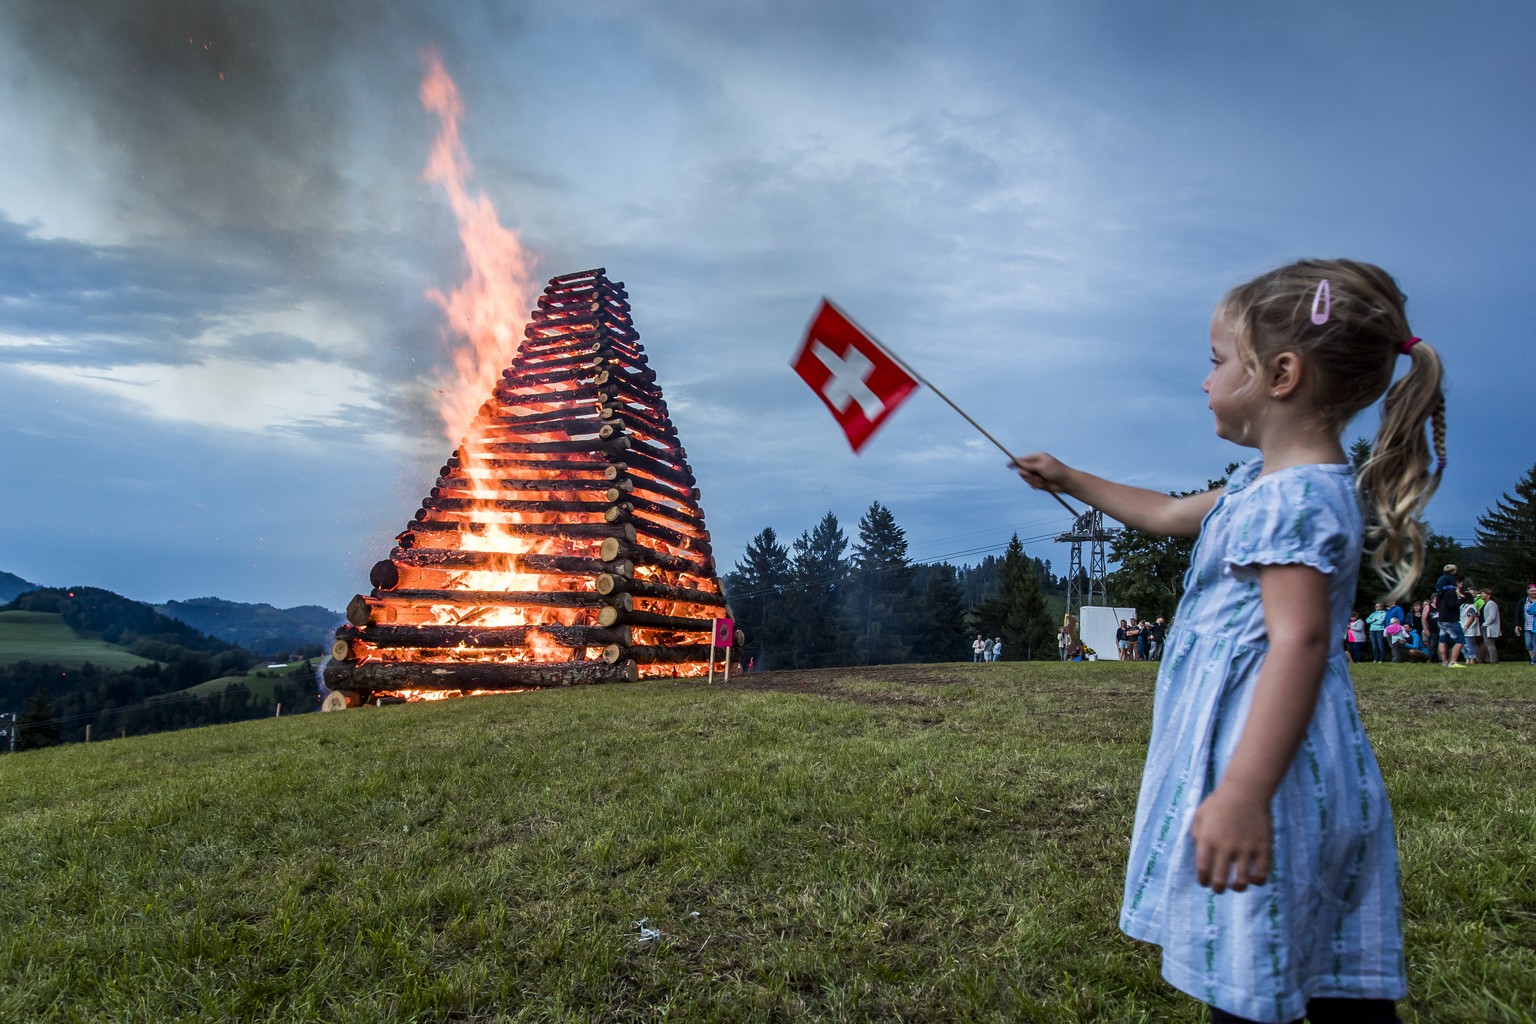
left=1400, top=336, right=1422, bottom=355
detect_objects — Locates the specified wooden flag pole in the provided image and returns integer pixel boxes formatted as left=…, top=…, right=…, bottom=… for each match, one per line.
left=824, top=299, right=1080, bottom=518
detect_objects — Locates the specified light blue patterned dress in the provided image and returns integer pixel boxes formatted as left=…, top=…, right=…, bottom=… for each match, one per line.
left=1119, top=459, right=1407, bottom=1023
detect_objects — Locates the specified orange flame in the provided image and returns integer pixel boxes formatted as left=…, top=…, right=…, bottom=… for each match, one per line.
left=420, top=49, right=538, bottom=445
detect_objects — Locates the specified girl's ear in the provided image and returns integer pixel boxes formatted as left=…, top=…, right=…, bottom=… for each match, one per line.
left=1268, top=351, right=1304, bottom=399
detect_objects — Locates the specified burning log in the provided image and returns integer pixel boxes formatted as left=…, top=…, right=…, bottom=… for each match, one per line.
left=594, top=573, right=725, bottom=607
left=597, top=605, right=717, bottom=633
left=602, top=643, right=719, bottom=665
left=422, top=496, right=622, bottom=515
left=324, top=659, right=638, bottom=690
left=335, top=622, right=630, bottom=652
left=606, top=454, right=697, bottom=494
left=599, top=537, right=710, bottom=574
left=403, top=522, right=638, bottom=543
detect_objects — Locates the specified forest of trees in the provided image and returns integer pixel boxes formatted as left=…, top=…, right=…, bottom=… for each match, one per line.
left=730, top=456, right=1536, bottom=668
left=725, top=501, right=1064, bottom=670
left=2, top=587, right=319, bottom=751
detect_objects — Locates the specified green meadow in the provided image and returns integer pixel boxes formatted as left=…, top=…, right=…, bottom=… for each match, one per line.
left=0, top=610, right=159, bottom=670
left=0, top=662, right=1531, bottom=1023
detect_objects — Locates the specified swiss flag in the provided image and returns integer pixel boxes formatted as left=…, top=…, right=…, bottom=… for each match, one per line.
left=792, top=300, right=919, bottom=453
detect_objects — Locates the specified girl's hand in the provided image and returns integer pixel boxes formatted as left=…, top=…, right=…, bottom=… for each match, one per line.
left=1190, top=784, right=1272, bottom=893
left=1012, top=452, right=1073, bottom=492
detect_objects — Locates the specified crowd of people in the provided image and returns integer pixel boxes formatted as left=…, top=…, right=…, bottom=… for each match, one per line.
left=1345, top=565, right=1536, bottom=666
left=971, top=634, right=1003, bottom=663
left=1109, top=617, right=1166, bottom=661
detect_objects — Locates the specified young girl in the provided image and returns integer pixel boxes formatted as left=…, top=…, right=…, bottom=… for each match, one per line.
left=1014, top=259, right=1443, bottom=1023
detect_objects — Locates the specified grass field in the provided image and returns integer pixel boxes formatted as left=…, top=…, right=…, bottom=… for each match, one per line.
left=0, top=610, right=158, bottom=670
left=0, top=661, right=1531, bottom=1022
left=182, top=666, right=310, bottom=701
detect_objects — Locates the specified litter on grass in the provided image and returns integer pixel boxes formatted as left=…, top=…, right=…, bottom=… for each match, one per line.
left=633, top=919, right=662, bottom=942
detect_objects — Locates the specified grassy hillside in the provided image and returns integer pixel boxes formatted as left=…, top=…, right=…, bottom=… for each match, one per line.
left=0, top=610, right=159, bottom=670
left=0, top=662, right=1531, bottom=1023
left=183, top=665, right=316, bottom=703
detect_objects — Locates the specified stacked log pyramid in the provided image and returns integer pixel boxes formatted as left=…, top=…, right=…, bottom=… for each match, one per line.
left=324, top=268, right=734, bottom=704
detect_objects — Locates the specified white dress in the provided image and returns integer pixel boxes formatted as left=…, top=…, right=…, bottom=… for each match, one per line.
left=1118, top=459, right=1407, bottom=1023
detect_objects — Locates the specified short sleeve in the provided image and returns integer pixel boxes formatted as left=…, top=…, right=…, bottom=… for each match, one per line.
left=1225, top=471, right=1356, bottom=581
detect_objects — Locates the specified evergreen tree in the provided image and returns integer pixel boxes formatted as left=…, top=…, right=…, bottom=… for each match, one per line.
left=845, top=501, right=916, bottom=664
left=784, top=512, right=850, bottom=667
left=726, top=527, right=793, bottom=669
left=996, top=534, right=1054, bottom=660
left=17, top=687, right=60, bottom=750
left=1474, top=461, right=1536, bottom=595
left=917, top=562, right=970, bottom=661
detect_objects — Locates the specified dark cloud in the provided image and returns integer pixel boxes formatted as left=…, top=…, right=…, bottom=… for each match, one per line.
left=0, top=0, right=451, bottom=236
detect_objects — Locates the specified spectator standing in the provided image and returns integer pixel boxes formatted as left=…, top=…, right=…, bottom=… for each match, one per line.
left=1461, top=587, right=1482, bottom=665
left=1148, top=617, right=1167, bottom=661
left=1421, top=594, right=1439, bottom=663
left=973, top=634, right=987, bottom=663
left=1366, top=602, right=1388, bottom=662
left=1125, top=619, right=1142, bottom=660
left=1116, top=620, right=1130, bottom=660
left=1520, top=584, right=1536, bottom=665
left=1059, top=626, right=1071, bottom=661
left=1479, top=589, right=1500, bottom=664
left=1349, top=612, right=1368, bottom=663
left=1434, top=571, right=1465, bottom=667
left=991, top=637, right=1003, bottom=663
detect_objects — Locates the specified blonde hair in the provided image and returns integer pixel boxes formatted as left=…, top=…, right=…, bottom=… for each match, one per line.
left=1220, top=258, right=1445, bottom=603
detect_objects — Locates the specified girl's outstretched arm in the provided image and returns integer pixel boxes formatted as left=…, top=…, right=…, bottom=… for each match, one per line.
left=1011, top=452, right=1220, bottom=537
left=1190, top=563, right=1333, bottom=894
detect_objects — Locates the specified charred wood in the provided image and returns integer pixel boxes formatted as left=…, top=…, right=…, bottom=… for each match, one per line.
left=595, top=573, right=726, bottom=607
left=599, top=537, right=711, bottom=575
left=603, top=643, right=720, bottom=665
left=338, top=622, right=629, bottom=650
left=422, top=495, right=622, bottom=515
left=597, top=606, right=717, bottom=633
left=324, top=658, right=638, bottom=690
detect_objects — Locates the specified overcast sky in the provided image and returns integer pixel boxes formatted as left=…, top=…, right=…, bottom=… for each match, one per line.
left=2, top=1, right=1531, bottom=610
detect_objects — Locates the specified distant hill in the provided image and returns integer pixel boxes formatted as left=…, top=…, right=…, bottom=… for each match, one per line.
left=0, top=570, right=42, bottom=603
left=1, top=587, right=316, bottom=743
left=156, top=598, right=341, bottom=658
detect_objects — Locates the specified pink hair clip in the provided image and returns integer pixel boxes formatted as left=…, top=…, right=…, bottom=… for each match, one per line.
left=1400, top=336, right=1421, bottom=354
left=1309, top=279, right=1331, bottom=325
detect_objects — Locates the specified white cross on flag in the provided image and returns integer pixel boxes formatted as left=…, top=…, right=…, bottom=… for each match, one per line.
left=791, top=300, right=919, bottom=453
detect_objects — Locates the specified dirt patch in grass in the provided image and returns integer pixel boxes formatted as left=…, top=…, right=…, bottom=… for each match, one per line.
left=724, top=664, right=1150, bottom=709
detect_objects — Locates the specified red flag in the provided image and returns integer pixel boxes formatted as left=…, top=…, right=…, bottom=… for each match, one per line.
left=792, top=300, right=919, bottom=453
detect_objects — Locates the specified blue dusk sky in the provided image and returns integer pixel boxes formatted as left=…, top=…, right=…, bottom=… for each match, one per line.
left=1, top=1, right=1531, bottom=610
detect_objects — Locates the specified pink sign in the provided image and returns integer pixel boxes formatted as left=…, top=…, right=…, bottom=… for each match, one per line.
left=712, top=617, right=735, bottom=648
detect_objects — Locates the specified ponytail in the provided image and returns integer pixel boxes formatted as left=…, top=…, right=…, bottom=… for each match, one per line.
left=1358, top=340, right=1446, bottom=603
left=1224, top=258, right=1447, bottom=604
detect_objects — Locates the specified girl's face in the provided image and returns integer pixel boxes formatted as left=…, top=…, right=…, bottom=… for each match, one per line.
left=1203, top=309, right=1259, bottom=444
